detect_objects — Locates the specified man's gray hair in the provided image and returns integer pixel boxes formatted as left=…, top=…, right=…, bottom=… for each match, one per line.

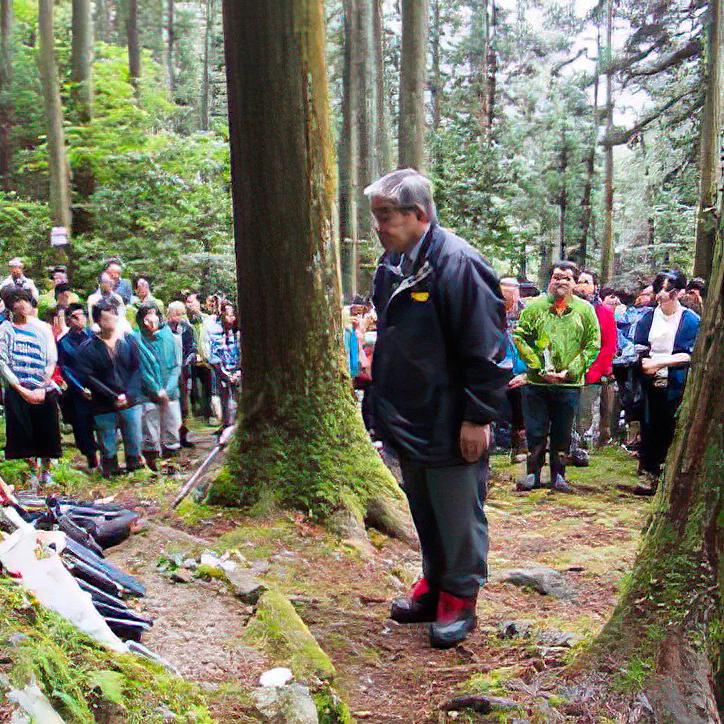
left=364, top=169, right=438, bottom=224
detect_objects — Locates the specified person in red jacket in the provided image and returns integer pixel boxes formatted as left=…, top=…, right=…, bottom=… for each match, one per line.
left=572, top=270, right=617, bottom=452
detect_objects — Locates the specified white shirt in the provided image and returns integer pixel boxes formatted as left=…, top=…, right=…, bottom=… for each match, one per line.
left=87, top=289, right=132, bottom=334
left=648, top=303, right=683, bottom=379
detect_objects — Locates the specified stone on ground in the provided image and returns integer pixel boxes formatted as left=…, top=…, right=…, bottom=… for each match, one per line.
left=251, top=684, right=319, bottom=723
left=499, top=566, right=577, bottom=601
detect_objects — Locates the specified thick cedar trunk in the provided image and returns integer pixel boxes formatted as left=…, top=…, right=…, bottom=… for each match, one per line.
left=577, top=22, right=600, bottom=266
left=0, top=0, right=12, bottom=191
left=215, top=0, right=405, bottom=533
left=200, top=0, right=214, bottom=130
left=38, top=0, right=72, bottom=232
left=166, top=0, right=174, bottom=94
left=693, top=0, right=722, bottom=282
left=558, top=131, right=568, bottom=260
left=430, top=0, right=442, bottom=132
left=398, top=0, right=428, bottom=170
left=589, top=220, right=723, bottom=720
left=71, top=0, right=93, bottom=122
left=373, top=0, right=391, bottom=172
left=126, top=0, right=140, bottom=91
left=600, top=0, right=615, bottom=285
left=339, top=0, right=359, bottom=299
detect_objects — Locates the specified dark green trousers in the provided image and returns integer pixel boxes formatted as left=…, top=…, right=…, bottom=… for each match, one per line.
left=398, top=457, right=489, bottom=598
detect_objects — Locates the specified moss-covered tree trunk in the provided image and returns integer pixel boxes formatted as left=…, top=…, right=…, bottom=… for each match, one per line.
left=71, top=0, right=93, bottom=122
left=693, top=0, right=722, bottom=282
left=0, top=0, right=12, bottom=192
left=213, top=0, right=409, bottom=540
left=398, top=0, right=428, bottom=170
left=588, top=215, right=723, bottom=719
left=38, top=0, right=72, bottom=234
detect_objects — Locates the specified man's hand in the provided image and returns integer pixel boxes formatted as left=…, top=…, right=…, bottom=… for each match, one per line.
left=641, top=358, right=660, bottom=376
left=508, top=373, right=528, bottom=389
left=541, top=370, right=568, bottom=384
left=157, top=389, right=169, bottom=405
left=82, top=387, right=92, bottom=401
left=460, top=422, right=491, bottom=463
left=25, top=388, right=46, bottom=405
left=114, top=393, right=128, bottom=409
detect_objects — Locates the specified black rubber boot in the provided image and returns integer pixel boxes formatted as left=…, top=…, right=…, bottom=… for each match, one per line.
left=101, top=455, right=121, bottom=478
left=125, top=455, right=144, bottom=473
left=179, top=427, right=195, bottom=448
left=144, top=451, right=159, bottom=471
left=390, top=578, right=439, bottom=624
left=86, top=452, right=99, bottom=471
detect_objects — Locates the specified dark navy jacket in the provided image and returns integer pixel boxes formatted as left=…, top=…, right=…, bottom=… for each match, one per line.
left=371, top=224, right=507, bottom=466
left=634, top=305, right=700, bottom=400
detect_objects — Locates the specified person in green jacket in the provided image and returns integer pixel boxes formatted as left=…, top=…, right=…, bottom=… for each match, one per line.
left=512, top=261, right=600, bottom=492
left=135, top=302, right=182, bottom=470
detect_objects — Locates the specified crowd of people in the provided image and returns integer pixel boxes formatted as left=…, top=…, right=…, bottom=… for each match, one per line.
left=0, top=257, right=241, bottom=483
left=345, top=168, right=703, bottom=649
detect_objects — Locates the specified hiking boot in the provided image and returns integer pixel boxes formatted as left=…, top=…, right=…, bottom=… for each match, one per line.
left=101, top=455, right=122, bottom=478
left=179, top=428, right=195, bottom=448
left=143, top=451, right=159, bottom=472
left=551, top=474, right=574, bottom=493
left=390, top=578, right=439, bottom=624
left=429, top=591, right=478, bottom=649
left=568, top=448, right=590, bottom=467
left=86, top=452, right=99, bottom=471
left=516, top=473, right=541, bottom=492
left=125, top=455, right=144, bottom=473
left=633, top=472, right=659, bottom=497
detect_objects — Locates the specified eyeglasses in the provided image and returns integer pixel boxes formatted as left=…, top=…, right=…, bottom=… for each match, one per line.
left=551, top=274, right=575, bottom=282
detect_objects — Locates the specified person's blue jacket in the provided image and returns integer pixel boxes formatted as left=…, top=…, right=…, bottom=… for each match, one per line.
left=371, top=223, right=507, bottom=466
left=135, top=324, right=182, bottom=402
left=343, top=327, right=360, bottom=377
left=634, top=305, right=700, bottom=400
left=58, top=328, right=93, bottom=394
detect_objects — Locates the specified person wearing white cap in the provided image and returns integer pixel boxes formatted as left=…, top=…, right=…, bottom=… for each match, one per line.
left=0, top=258, right=39, bottom=300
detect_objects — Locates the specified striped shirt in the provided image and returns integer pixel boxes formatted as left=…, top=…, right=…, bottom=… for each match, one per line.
left=0, top=320, right=56, bottom=390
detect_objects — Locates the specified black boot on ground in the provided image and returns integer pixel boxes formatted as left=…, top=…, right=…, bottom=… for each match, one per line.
left=633, top=472, right=659, bottom=496
left=144, top=451, right=159, bottom=471
left=125, top=455, right=144, bottom=473
left=179, top=427, right=195, bottom=448
left=429, top=591, right=478, bottom=649
left=86, top=452, right=99, bottom=471
left=101, top=455, right=121, bottom=478
left=390, top=578, right=438, bottom=624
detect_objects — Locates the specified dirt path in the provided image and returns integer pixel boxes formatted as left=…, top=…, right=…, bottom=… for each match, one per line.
left=62, top=431, right=646, bottom=722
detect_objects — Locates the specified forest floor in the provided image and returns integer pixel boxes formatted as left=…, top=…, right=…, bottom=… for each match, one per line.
left=2, top=423, right=650, bottom=722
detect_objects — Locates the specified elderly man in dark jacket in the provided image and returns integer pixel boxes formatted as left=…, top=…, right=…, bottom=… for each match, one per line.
left=367, top=169, right=507, bottom=649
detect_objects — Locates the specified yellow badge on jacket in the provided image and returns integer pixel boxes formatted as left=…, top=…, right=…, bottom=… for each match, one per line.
left=411, top=292, right=429, bottom=302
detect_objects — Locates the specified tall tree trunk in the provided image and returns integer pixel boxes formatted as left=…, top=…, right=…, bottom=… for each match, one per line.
left=470, top=0, right=489, bottom=138
left=641, top=131, right=655, bottom=262
left=215, top=0, right=407, bottom=538
left=0, top=0, right=12, bottom=191
left=398, top=0, right=428, bottom=170
left=600, top=0, right=615, bottom=285
left=486, top=0, right=497, bottom=135
left=339, top=0, right=359, bottom=300
left=38, top=0, right=72, bottom=233
left=166, top=0, right=174, bottom=94
left=558, top=129, right=568, bottom=260
left=126, top=0, right=140, bottom=91
left=589, top=214, right=722, bottom=721
left=71, top=0, right=93, bottom=123
left=200, top=0, right=215, bottom=130
left=373, top=0, right=391, bottom=173
left=538, top=229, right=553, bottom=289
left=693, top=0, right=722, bottom=282
left=577, top=20, right=600, bottom=266
left=430, top=0, right=442, bottom=132
left=95, top=0, right=109, bottom=42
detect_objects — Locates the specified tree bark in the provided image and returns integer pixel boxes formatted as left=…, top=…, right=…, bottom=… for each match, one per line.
left=95, top=0, right=109, bottom=42
left=589, top=215, right=723, bottom=721
left=398, top=0, right=428, bottom=170
left=126, top=0, right=140, bottom=92
left=558, top=129, right=568, bottom=260
left=215, top=0, right=406, bottom=535
left=166, top=0, right=174, bottom=94
left=430, top=0, right=441, bottom=132
left=373, top=0, right=391, bottom=173
left=38, top=0, right=72, bottom=233
left=470, top=0, right=489, bottom=138
left=200, top=0, right=215, bottom=130
left=486, top=0, right=497, bottom=135
left=339, top=0, right=359, bottom=299
left=71, top=0, right=93, bottom=122
left=0, top=0, right=12, bottom=191
left=693, top=0, right=722, bottom=282
left=600, top=0, right=615, bottom=285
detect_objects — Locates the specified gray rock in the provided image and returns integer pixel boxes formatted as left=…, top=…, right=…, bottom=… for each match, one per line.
left=500, top=566, right=577, bottom=601
left=225, top=568, right=267, bottom=605
left=441, top=694, right=519, bottom=714
left=498, top=620, right=533, bottom=639
left=170, top=568, right=194, bottom=584
left=251, top=684, right=319, bottom=724
left=251, top=560, right=271, bottom=575
left=536, top=629, right=580, bottom=648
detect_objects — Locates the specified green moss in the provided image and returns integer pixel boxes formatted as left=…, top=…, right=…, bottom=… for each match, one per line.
left=313, top=684, right=354, bottom=724
left=612, top=656, right=655, bottom=693
left=462, top=665, right=523, bottom=697
left=195, top=563, right=227, bottom=581
left=0, top=580, right=211, bottom=723
left=245, top=589, right=335, bottom=681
